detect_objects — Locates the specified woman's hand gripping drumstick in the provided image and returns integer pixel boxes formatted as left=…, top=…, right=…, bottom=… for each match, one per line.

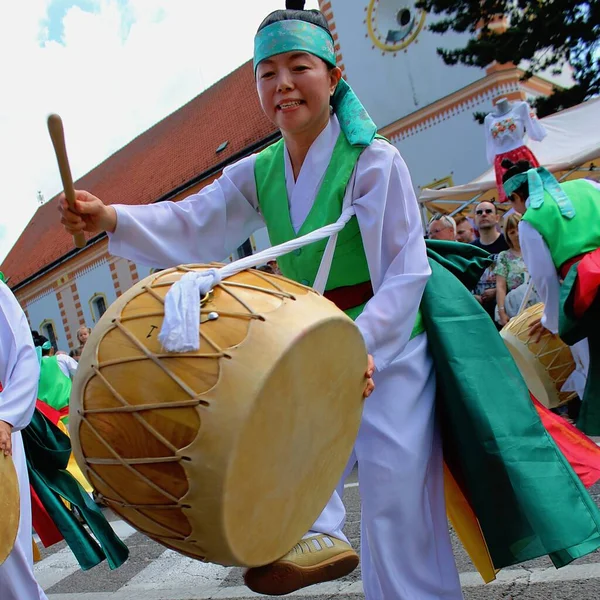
left=0, top=420, right=13, bottom=456
left=364, top=354, right=375, bottom=398
left=49, top=114, right=117, bottom=240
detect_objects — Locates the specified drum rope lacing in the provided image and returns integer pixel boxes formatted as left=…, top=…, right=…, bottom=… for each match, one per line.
left=79, top=268, right=307, bottom=551
left=158, top=206, right=356, bottom=352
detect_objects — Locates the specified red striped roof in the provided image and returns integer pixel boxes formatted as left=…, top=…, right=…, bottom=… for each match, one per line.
left=2, top=60, right=277, bottom=288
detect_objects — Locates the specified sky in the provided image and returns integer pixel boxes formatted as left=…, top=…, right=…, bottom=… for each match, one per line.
left=0, top=0, right=320, bottom=263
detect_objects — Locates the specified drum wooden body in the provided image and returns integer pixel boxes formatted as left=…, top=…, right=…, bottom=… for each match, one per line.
left=500, top=303, right=577, bottom=408
left=70, top=265, right=366, bottom=566
left=0, top=455, right=19, bottom=566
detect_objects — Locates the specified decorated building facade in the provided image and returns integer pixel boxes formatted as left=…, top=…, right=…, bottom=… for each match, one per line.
left=1, top=0, right=563, bottom=351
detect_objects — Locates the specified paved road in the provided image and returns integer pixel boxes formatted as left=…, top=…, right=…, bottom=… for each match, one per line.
left=36, top=467, right=600, bottom=599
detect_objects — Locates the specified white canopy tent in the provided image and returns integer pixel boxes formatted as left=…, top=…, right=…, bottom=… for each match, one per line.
left=418, top=96, right=600, bottom=219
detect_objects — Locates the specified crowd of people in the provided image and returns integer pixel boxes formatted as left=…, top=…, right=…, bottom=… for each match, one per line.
left=427, top=201, right=539, bottom=329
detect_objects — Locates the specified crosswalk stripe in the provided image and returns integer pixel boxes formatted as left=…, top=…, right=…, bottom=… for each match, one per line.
left=122, top=548, right=232, bottom=592
left=35, top=520, right=137, bottom=590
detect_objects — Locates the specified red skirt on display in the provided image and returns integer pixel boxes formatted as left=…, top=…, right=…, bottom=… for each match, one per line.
left=494, top=145, right=541, bottom=202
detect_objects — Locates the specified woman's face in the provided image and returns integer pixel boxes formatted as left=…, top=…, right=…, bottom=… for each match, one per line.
left=506, top=225, right=520, bottom=250
left=256, top=51, right=341, bottom=141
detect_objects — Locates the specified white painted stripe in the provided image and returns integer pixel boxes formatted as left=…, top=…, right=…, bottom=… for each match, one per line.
left=36, top=520, right=137, bottom=590
left=122, top=549, right=232, bottom=592
left=344, top=481, right=359, bottom=488
left=45, top=562, right=600, bottom=599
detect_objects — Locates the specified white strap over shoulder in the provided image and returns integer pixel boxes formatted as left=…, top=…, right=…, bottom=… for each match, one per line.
left=158, top=205, right=356, bottom=352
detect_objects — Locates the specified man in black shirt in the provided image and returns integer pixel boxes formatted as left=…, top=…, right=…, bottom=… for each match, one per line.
left=471, top=201, right=509, bottom=324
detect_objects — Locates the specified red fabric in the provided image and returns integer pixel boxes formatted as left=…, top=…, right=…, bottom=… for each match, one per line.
left=494, top=145, right=541, bottom=203
left=30, top=486, right=64, bottom=547
left=35, top=399, right=68, bottom=425
left=532, top=394, right=600, bottom=488
left=571, top=248, right=600, bottom=317
left=323, top=281, right=374, bottom=311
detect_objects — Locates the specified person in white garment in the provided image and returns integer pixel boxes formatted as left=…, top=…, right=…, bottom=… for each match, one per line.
left=58, top=2, right=463, bottom=598
left=0, top=280, right=49, bottom=600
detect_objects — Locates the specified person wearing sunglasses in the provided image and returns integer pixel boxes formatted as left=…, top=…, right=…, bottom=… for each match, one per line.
left=502, top=158, right=600, bottom=435
left=470, top=202, right=508, bottom=322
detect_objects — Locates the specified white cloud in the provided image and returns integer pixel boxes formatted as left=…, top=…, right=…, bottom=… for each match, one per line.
left=0, top=0, right=320, bottom=263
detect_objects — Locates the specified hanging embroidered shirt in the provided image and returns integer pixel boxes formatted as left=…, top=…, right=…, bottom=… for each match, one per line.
left=484, top=101, right=547, bottom=164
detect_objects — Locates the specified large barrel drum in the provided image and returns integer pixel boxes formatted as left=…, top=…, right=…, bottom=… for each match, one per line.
left=70, top=265, right=366, bottom=566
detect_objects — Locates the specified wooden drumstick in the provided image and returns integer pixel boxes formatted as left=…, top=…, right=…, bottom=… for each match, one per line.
left=47, top=114, right=87, bottom=249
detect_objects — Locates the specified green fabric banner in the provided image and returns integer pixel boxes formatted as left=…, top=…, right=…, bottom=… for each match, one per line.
left=22, top=410, right=129, bottom=571
left=424, top=241, right=600, bottom=568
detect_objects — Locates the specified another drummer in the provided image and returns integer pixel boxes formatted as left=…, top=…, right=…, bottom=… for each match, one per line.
left=502, top=158, right=600, bottom=434
left=0, top=277, right=49, bottom=600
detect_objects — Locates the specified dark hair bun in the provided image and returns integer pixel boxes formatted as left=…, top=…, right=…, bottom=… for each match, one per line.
left=516, top=160, right=532, bottom=170
left=501, top=158, right=515, bottom=169
left=286, top=0, right=306, bottom=9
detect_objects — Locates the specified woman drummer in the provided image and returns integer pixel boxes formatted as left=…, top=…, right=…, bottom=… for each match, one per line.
left=502, top=158, right=600, bottom=433
left=58, top=1, right=461, bottom=597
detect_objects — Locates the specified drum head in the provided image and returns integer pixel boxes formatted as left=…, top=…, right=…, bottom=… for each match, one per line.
left=0, top=454, right=20, bottom=565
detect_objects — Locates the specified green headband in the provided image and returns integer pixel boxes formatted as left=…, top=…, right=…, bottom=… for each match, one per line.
left=503, top=167, right=575, bottom=219
left=254, top=20, right=377, bottom=147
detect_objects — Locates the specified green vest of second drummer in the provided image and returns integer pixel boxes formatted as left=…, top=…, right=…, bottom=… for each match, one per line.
left=38, top=355, right=72, bottom=413
left=522, top=179, right=600, bottom=268
left=254, top=131, right=424, bottom=338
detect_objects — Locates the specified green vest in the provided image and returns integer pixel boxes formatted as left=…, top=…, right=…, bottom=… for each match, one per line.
left=522, top=179, right=600, bottom=268
left=38, top=355, right=72, bottom=413
left=254, top=131, right=424, bottom=337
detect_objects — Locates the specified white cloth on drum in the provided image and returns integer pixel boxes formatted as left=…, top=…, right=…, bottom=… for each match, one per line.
left=159, top=269, right=222, bottom=352
left=0, top=280, right=48, bottom=600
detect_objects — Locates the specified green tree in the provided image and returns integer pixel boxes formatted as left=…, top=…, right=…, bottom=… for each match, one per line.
left=415, top=0, right=600, bottom=117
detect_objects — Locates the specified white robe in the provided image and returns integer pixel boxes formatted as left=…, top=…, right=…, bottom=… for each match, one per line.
left=0, top=281, right=48, bottom=600
left=109, top=115, right=463, bottom=599
left=517, top=181, right=600, bottom=399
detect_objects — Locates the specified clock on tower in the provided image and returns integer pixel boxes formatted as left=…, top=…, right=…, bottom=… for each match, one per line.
left=365, top=0, right=426, bottom=52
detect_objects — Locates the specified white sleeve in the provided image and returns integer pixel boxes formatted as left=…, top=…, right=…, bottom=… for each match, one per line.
left=521, top=102, right=547, bottom=142
left=56, top=354, right=78, bottom=378
left=519, top=221, right=560, bottom=332
left=484, top=114, right=496, bottom=164
left=353, top=140, right=431, bottom=372
left=108, top=155, right=265, bottom=267
left=0, top=282, right=39, bottom=431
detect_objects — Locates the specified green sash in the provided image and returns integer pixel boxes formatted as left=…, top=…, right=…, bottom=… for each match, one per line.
left=425, top=240, right=600, bottom=568
left=22, top=410, right=129, bottom=570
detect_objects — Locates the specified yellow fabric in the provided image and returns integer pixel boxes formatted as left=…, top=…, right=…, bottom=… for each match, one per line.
left=443, top=462, right=498, bottom=584
left=32, top=538, right=41, bottom=562
left=57, top=419, right=93, bottom=494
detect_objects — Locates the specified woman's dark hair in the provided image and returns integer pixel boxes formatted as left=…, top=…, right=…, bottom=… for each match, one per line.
left=258, top=0, right=333, bottom=40
left=501, top=159, right=532, bottom=198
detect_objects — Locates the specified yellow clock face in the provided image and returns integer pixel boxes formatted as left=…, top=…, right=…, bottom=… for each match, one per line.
left=365, top=0, right=426, bottom=52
